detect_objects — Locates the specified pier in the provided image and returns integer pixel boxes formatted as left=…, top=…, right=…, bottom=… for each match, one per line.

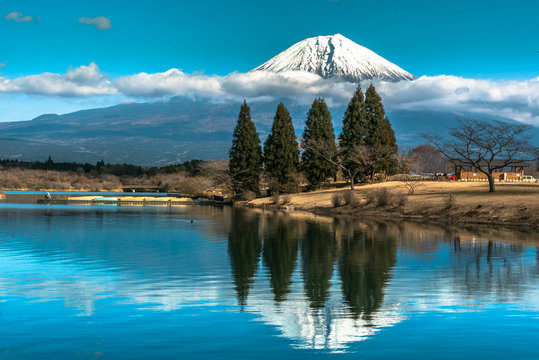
left=37, top=198, right=224, bottom=207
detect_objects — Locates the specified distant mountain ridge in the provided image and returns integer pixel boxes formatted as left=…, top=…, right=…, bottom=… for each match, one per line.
left=252, top=34, right=416, bottom=82
left=4, top=96, right=529, bottom=166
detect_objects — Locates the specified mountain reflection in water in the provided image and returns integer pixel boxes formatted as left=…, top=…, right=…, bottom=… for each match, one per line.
left=0, top=204, right=538, bottom=355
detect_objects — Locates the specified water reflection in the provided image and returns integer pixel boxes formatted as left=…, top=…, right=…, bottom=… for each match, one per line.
left=450, top=238, right=531, bottom=300
left=338, top=224, right=396, bottom=320
left=301, top=221, right=336, bottom=309
left=226, top=210, right=538, bottom=350
left=0, top=204, right=538, bottom=354
left=261, top=215, right=298, bottom=303
left=228, top=210, right=261, bottom=306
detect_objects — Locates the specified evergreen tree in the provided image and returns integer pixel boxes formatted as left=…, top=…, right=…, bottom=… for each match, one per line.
left=263, top=103, right=299, bottom=193
left=229, top=100, right=262, bottom=196
left=301, top=98, right=337, bottom=189
left=339, top=84, right=366, bottom=148
left=363, top=84, right=398, bottom=175
left=363, top=84, right=386, bottom=146
left=339, top=84, right=367, bottom=181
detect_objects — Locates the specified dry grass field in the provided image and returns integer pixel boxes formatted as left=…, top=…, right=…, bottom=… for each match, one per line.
left=0, top=168, right=221, bottom=196
left=246, top=181, right=539, bottom=228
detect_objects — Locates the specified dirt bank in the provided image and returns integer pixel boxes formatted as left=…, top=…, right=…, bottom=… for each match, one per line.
left=243, top=181, right=539, bottom=228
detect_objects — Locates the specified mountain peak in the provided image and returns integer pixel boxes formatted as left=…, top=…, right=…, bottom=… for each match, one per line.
left=251, top=34, right=416, bottom=82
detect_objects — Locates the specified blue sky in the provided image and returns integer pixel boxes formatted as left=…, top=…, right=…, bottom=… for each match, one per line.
left=0, top=0, right=538, bottom=122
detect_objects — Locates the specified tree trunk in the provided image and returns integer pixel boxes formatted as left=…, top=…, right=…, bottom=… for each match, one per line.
left=487, top=172, right=495, bottom=192
left=349, top=176, right=355, bottom=190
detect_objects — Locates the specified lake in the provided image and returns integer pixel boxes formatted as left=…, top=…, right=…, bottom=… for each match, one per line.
left=0, top=201, right=538, bottom=359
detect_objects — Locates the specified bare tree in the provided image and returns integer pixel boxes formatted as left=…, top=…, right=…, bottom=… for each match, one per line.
left=201, top=160, right=233, bottom=193
left=403, top=181, right=423, bottom=195
left=424, top=118, right=537, bottom=192
left=407, top=144, right=452, bottom=174
left=303, top=141, right=395, bottom=190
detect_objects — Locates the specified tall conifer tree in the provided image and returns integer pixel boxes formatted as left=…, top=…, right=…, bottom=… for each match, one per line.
left=301, top=98, right=337, bottom=189
left=263, top=103, right=299, bottom=192
left=339, top=84, right=366, bottom=180
left=339, top=84, right=366, bottom=148
left=229, top=100, right=262, bottom=196
left=363, top=84, right=386, bottom=146
left=363, top=84, right=398, bottom=175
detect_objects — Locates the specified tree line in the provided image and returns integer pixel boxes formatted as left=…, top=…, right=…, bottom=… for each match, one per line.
left=0, top=157, right=206, bottom=178
left=228, top=84, right=398, bottom=197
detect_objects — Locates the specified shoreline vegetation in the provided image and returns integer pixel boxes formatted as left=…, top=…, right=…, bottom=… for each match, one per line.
left=240, top=181, right=539, bottom=229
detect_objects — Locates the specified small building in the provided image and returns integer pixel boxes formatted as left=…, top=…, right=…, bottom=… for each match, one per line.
left=452, top=159, right=531, bottom=181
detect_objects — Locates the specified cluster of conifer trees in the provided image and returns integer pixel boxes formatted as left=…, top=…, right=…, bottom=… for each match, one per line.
left=0, top=157, right=205, bottom=177
left=228, top=84, right=398, bottom=197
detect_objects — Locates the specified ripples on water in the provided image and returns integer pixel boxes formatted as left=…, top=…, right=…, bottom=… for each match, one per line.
left=0, top=203, right=538, bottom=359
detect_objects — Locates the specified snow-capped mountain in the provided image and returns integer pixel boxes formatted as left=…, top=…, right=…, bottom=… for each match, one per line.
left=251, top=34, right=416, bottom=82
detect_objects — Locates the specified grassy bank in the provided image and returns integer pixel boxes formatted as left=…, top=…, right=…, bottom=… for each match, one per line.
left=244, top=181, right=539, bottom=228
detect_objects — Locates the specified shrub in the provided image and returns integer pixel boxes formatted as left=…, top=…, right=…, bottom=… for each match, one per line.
left=282, top=180, right=300, bottom=194
left=365, top=191, right=376, bottom=205
left=267, top=177, right=300, bottom=195
left=373, top=173, right=386, bottom=182
left=396, top=193, right=408, bottom=208
left=271, top=190, right=280, bottom=204
left=332, top=193, right=344, bottom=207
left=342, top=190, right=360, bottom=207
left=375, top=188, right=390, bottom=207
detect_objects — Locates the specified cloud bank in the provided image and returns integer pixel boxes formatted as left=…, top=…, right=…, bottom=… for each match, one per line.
left=0, top=62, right=116, bottom=96
left=1, top=63, right=538, bottom=125
left=78, top=16, right=112, bottom=30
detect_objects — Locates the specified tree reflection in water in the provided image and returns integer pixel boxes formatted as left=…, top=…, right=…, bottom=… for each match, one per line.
left=301, top=221, right=337, bottom=309
left=450, top=237, right=530, bottom=299
left=261, top=215, right=299, bottom=303
left=338, top=221, right=397, bottom=321
left=227, top=209, right=261, bottom=306
left=225, top=208, right=538, bottom=350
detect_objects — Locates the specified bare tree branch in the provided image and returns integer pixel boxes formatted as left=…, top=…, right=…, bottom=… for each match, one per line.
left=423, top=117, right=537, bottom=192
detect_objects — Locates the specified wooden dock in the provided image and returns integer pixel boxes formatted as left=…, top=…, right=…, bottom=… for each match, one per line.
left=37, top=199, right=224, bottom=207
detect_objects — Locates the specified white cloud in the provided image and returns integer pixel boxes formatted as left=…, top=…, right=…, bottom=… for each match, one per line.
left=0, top=63, right=538, bottom=125
left=221, top=71, right=355, bottom=106
left=4, top=11, right=34, bottom=22
left=373, top=75, right=539, bottom=125
left=0, top=62, right=116, bottom=97
left=114, top=69, right=223, bottom=98
left=78, top=16, right=111, bottom=30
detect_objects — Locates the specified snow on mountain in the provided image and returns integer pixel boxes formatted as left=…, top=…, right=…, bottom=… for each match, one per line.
left=251, top=34, right=416, bottom=82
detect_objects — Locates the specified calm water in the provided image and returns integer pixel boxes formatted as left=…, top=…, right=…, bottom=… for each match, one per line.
left=0, top=202, right=538, bottom=359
